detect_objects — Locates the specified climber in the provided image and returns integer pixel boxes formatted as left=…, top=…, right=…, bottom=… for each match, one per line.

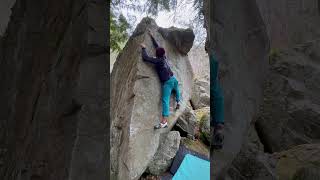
left=140, top=30, right=181, bottom=129
left=209, top=51, right=225, bottom=150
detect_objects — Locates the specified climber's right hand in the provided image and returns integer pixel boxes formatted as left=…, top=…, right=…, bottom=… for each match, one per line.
left=148, top=29, right=153, bottom=37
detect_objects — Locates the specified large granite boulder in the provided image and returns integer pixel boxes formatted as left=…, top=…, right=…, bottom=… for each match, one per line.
left=188, top=47, right=209, bottom=79
left=111, top=17, right=194, bottom=180
left=147, top=131, right=181, bottom=175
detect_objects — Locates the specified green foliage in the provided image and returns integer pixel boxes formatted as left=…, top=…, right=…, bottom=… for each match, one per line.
left=199, top=113, right=208, bottom=127
left=147, top=0, right=177, bottom=15
left=110, top=0, right=177, bottom=52
left=198, top=112, right=210, bottom=145
left=110, top=11, right=130, bottom=52
left=110, top=0, right=205, bottom=51
left=199, top=131, right=210, bottom=145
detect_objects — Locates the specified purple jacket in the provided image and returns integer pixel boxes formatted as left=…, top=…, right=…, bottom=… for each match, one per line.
left=141, top=36, right=173, bottom=82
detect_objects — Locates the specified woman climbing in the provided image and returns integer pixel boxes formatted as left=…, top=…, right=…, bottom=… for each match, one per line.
left=140, top=30, right=181, bottom=129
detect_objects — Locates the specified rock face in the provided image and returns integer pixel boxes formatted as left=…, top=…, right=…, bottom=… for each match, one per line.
left=223, top=126, right=277, bottom=180
left=111, top=17, right=194, bottom=180
left=191, top=78, right=210, bottom=109
left=147, top=131, right=181, bottom=175
left=256, top=46, right=320, bottom=153
left=188, top=46, right=209, bottom=78
left=175, top=105, right=197, bottom=138
left=256, top=0, right=320, bottom=49
left=203, top=0, right=270, bottom=177
left=0, top=1, right=108, bottom=180
left=203, top=0, right=320, bottom=179
left=275, top=144, right=320, bottom=180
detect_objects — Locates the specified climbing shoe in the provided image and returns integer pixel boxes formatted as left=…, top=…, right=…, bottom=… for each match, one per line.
left=212, top=123, right=224, bottom=150
left=154, top=122, right=168, bottom=129
left=175, top=103, right=180, bottom=110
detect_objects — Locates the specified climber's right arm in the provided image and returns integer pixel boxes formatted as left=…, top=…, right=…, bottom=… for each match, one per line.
left=148, top=30, right=159, bottom=48
left=150, top=35, right=159, bottom=49
left=141, top=47, right=159, bottom=64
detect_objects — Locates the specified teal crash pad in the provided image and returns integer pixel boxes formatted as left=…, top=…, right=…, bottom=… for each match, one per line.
left=172, top=154, right=210, bottom=180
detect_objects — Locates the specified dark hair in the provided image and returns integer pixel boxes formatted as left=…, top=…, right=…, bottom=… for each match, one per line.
left=156, top=47, right=165, bottom=57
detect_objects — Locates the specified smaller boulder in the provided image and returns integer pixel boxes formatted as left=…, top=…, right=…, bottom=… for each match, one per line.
left=175, top=105, right=197, bottom=138
left=148, top=131, right=181, bottom=175
left=191, top=78, right=210, bottom=109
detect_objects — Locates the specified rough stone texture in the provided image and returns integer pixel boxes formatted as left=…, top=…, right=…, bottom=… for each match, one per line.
left=256, top=47, right=320, bottom=153
left=203, top=0, right=270, bottom=177
left=0, top=1, right=108, bottom=180
left=111, top=17, right=194, bottom=180
left=147, top=131, right=181, bottom=175
left=292, top=166, right=320, bottom=180
left=175, top=105, right=197, bottom=137
left=203, top=0, right=320, bottom=179
left=191, top=78, right=210, bottom=109
left=274, top=144, right=320, bottom=180
left=188, top=46, right=209, bottom=79
left=158, top=27, right=195, bottom=55
left=256, top=0, right=320, bottom=49
left=220, top=126, right=277, bottom=180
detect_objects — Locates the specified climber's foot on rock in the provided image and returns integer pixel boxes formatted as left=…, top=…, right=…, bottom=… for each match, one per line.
left=212, top=123, right=224, bottom=150
left=154, top=121, right=168, bottom=129
left=175, top=103, right=180, bottom=110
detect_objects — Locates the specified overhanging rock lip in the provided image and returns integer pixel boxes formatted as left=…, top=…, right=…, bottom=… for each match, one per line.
left=131, top=17, right=195, bottom=55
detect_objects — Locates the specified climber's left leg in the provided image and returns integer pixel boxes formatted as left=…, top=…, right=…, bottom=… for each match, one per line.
left=161, top=78, right=174, bottom=120
left=210, top=53, right=225, bottom=149
left=154, top=78, right=174, bottom=129
left=212, top=83, right=224, bottom=126
left=172, top=76, right=181, bottom=109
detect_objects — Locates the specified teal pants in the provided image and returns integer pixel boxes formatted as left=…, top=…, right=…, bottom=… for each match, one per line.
left=210, top=54, right=224, bottom=126
left=162, top=76, right=180, bottom=117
